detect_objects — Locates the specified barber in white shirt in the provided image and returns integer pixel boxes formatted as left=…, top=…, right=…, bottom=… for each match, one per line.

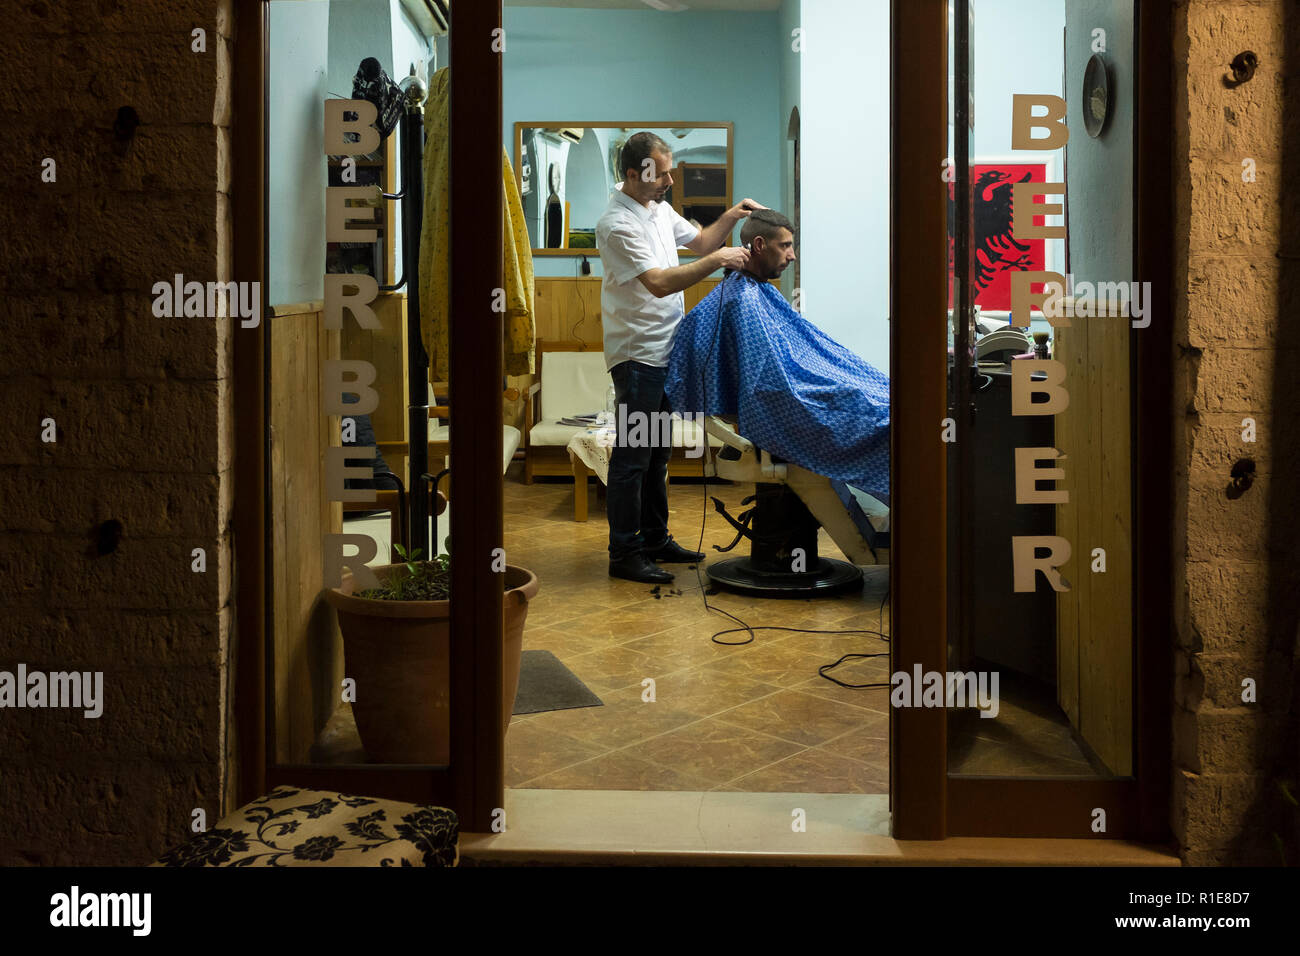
left=596, top=130, right=763, bottom=583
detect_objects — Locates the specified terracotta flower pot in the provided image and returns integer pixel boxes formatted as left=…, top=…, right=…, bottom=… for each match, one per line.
left=323, top=563, right=539, bottom=764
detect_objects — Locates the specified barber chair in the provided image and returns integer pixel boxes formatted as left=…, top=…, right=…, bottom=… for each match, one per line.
left=704, top=417, right=889, bottom=597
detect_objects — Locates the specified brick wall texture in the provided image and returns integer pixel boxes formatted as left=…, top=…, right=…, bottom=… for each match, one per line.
left=0, top=0, right=236, bottom=865
left=1, top=0, right=1297, bottom=866
left=1171, top=0, right=1300, bottom=865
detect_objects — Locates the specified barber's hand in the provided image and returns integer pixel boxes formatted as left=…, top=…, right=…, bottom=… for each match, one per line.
left=732, top=198, right=766, bottom=218
left=712, top=245, right=751, bottom=272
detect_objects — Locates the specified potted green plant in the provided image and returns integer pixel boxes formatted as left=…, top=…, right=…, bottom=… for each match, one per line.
left=323, top=540, right=539, bottom=764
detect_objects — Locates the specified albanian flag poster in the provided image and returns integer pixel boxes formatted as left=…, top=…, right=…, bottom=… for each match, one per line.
left=947, top=161, right=1051, bottom=314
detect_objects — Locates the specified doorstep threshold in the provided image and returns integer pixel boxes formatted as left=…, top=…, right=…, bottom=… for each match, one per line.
left=457, top=789, right=1180, bottom=866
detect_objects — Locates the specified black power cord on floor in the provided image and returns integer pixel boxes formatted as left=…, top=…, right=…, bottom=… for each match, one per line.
left=687, top=272, right=891, bottom=689
left=816, top=587, right=890, bottom=689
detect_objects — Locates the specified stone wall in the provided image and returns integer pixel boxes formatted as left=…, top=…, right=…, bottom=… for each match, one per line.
left=1171, top=0, right=1300, bottom=865
left=0, top=0, right=236, bottom=865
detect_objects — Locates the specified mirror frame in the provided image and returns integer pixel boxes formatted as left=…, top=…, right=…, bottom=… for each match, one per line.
left=512, top=121, right=734, bottom=257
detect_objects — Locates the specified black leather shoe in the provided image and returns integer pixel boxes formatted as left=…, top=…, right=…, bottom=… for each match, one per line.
left=644, top=537, right=706, bottom=563
left=609, top=554, right=675, bottom=583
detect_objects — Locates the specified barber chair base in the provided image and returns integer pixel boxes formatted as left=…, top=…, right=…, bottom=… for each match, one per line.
left=707, top=556, right=863, bottom=598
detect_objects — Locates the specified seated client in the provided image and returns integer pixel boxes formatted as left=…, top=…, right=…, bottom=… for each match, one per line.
left=664, top=209, right=890, bottom=498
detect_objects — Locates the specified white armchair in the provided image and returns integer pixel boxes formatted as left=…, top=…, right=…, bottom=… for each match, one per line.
left=523, top=340, right=724, bottom=521
left=427, top=381, right=522, bottom=477
left=522, top=342, right=612, bottom=483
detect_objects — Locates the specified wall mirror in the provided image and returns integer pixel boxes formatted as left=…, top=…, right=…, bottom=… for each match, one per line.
left=513, top=122, right=733, bottom=255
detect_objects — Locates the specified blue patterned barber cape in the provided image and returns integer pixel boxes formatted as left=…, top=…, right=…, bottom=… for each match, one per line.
left=665, top=270, right=890, bottom=499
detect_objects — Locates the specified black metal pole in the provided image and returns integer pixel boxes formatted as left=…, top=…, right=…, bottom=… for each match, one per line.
left=401, top=91, right=430, bottom=558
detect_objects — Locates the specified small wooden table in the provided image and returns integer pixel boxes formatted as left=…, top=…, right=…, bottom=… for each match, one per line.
left=567, top=430, right=614, bottom=522
left=565, top=426, right=716, bottom=521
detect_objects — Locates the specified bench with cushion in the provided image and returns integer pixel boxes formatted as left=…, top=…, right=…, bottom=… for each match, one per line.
left=153, top=785, right=458, bottom=867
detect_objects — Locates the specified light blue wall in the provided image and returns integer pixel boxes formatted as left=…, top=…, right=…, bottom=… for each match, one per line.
left=267, top=0, right=435, bottom=304
left=971, top=0, right=1066, bottom=158
left=1065, top=0, right=1134, bottom=285
left=327, top=0, right=391, bottom=101
left=268, top=1, right=330, bottom=306
left=973, top=0, right=1067, bottom=322
left=327, top=0, right=433, bottom=286
left=796, top=0, right=1067, bottom=371
left=389, top=1, right=434, bottom=285
left=503, top=6, right=782, bottom=278
left=779, top=0, right=800, bottom=301
left=799, top=0, right=890, bottom=370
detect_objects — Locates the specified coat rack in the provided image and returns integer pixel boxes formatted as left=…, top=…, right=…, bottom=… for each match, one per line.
left=380, top=71, right=433, bottom=558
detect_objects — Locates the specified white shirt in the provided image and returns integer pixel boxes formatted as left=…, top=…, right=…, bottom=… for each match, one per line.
left=595, top=183, right=700, bottom=371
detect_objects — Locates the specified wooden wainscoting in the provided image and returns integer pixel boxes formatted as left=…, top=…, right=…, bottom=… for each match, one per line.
left=1053, top=301, right=1133, bottom=777
left=342, top=293, right=410, bottom=481
left=343, top=293, right=409, bottom=449
left=268, top=301, right=345, bottom=764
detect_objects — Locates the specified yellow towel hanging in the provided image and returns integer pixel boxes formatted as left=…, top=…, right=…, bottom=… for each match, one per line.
left=418, top=67, right=535, bottom=383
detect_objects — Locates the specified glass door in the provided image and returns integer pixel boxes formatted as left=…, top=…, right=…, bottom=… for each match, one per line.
left=940, top=0, right=1168, bottom=838
left=253, top=0, right=508, bottom=828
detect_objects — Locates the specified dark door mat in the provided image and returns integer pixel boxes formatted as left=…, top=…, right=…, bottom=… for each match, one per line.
left=513, top=650, right=604, bottom=715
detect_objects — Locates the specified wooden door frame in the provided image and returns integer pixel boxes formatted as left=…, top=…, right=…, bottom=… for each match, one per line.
left=232, top=0, right=265, bottom=810
left=235, top=0, right=1172, bottom=845
left=890, top=0, right=1174, bottom=840
left=232, top=0, right=505, bottom=829
left=889, top=0, right=949, bottom=840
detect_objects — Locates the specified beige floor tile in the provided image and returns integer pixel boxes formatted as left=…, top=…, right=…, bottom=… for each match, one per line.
left=504, top=720, right=606, bottom=787
left=713, top=688, right=878, bottom=748
left=523, top=604, right=593, bottom=630
left=559, top=643, right=681, bottom=693
left=623, top=666, right=783, bottom=717
left=790, top=656, right=893, bottom=709
left=828, top=603, right=892, bottom=636
left=501, top=512, right=567, bottom=532
left=524, top=586, right=598, bottom=616
left=697, top=636, right=834, bottom=688
left=623, top=717, right=804, bottom=788
left=798, top=681, right=892, bottom=715
left=522, top=626, right=621, bottom=662
left=501, top=472, right=899, bottom=794
left=727, top=748, right=888, bottom=794
left=616, top=593, right=718, bottom=622
left=816, top=725, right=890, bottom=767
left=503, top=499, right=564, bottom=518
left=618, top=623, right=753, bottom=671
left=553, top=607, right=695, bottom=643
left=525, top=698, right=702, bottom=751
left=948, top=742, right=1096, bottom=777
left=622, top=615, right=741, bottom=644
left=522, top=750, right=714, bottom=791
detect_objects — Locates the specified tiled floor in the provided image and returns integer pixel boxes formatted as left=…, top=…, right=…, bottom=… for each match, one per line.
left=502, top=463, right=893, bottom=794
left=947, top=667, right=1110, bottom=777
left=327, top=462, right=1104, bottom=788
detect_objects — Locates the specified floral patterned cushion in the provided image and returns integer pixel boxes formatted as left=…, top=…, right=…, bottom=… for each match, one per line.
left=153, top=786, right=458, bottom=867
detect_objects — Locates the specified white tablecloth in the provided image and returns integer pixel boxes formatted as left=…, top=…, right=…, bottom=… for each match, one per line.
left=566, top=429, right=616, bottom=484
left=565, top=426, right=717, bottom=484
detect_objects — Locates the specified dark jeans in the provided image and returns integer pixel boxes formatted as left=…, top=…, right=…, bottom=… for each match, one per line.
left=607, top=360, right=673, bottom=561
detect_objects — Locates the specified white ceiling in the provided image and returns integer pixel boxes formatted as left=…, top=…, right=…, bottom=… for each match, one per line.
left=505, top=0, right=784, bottom=11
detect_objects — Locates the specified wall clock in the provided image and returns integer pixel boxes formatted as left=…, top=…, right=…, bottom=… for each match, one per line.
left=1082, top=52, right=1111, bottom=138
